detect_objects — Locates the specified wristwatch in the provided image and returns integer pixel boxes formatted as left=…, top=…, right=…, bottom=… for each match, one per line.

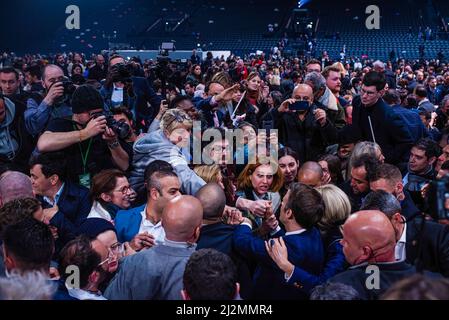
left=108, top=140, right=120, bottom=149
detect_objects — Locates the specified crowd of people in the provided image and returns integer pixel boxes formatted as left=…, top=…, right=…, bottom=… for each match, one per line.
left=1, top=47, right=449, bottom=300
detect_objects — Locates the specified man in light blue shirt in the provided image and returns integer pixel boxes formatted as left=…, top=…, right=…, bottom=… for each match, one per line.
left=25, top=64, right=72, bottom=136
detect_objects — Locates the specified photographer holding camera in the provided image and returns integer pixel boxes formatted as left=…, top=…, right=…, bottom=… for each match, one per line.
left=37, top=85, right=129, bottom=188
left=25, top=64, right=73, bottom=136
left=100, top=55, right=161, bottom=133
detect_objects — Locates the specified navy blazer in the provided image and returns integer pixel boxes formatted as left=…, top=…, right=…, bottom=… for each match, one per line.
left=197, top=222, right=253, bottom=300
left=391, top=105, right=428, bottom=142
left=197, top=223, right=236, bottom=255
left=38, top=181, right=91, bottom=245
left=401, top=190, right=421, bottom=220
left=114, top=205, right=145, bottom=243
left=233, top=225, right=324, bottom=300
left=406, top=216, right=449, bottom=276
left=195, top=97, right=225, bottom=128
left=286, top=227, right=347, bottom=292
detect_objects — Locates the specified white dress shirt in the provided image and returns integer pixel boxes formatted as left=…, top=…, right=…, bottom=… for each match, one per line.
left=67, top=287, right=107, bottom=300
left=111, top=83, right=124, bottom=107
left=138, top=206, right=166, bottom=244
left=395, top=222, right=407, bottom=262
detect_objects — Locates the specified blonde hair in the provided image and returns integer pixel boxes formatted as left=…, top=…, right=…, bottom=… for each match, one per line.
left=160, top=108, right=193, bottom=134
left=331, top=62, right=346, bottom=76
left=211, top=72, right=233, bottom=89
left=315, top=184, right=351, bottom=231
left=194, top=165, right=222, bottom=184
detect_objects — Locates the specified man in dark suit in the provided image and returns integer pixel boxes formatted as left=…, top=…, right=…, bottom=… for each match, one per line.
left=29, top=152, right=91, bottom=252
left=361, top=190, right=449, bottom=277
left=328, top=210, right=438, bottom=300
left=368, top=163, right=421, bottom=220
left=196, top=183, right=252, bottom=299
left=349, top=71, right=414, bottom=165
left=194, top=82, right=239, bottom=128
left=233, top=183, right=324, bottom=300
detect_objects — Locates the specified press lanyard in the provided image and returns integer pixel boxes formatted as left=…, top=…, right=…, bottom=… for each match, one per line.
left=73, top=124, right=93, bottom=173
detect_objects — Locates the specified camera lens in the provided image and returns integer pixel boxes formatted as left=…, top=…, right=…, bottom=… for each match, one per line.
left=107, top=116, right=131, bottom=139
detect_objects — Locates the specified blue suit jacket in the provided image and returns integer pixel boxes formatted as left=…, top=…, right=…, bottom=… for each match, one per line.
left=38, top=181, right=91, bottom=241
left=286, top=227, right=347, bottom=292
left=197, top=223, right=236, bottom=255
left=233, top=225, right=324, bottom=300
left=195, top=97, right=225, bottom=128
left=114, top=205, right=145, bottom=243
left=392, top=105, right=428, bottom=143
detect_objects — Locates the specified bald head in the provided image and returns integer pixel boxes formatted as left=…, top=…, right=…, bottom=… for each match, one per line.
left=162, top=196, right=203, bottom=242
left=42, top=64, right=63, bottom=81
left=196, top=183, right=226, bottom=220
left=292, top=84, right=314, bottom=101
left=341, top=210, right=396, bottom=265
left=298, top=162, right=323, bottom=187
left=0, top=171, right=33, bottom=208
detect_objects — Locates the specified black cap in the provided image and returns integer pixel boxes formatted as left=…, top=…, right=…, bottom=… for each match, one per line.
left=76, top=218, right=116, bottom=239
left=71, top=84, right=104, bottom=114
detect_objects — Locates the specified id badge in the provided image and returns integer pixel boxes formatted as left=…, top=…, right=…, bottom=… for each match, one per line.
left=79, top=173, right=92, bottom=188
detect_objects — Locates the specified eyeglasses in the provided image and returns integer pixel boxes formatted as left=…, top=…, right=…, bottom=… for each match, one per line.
left=98, top=242, right=124, bottom=267
left=113, top=186, right=132, bottom=194
left=360, top=88, right=378, bottom=96
left=110, top=242, right=124, bottom=255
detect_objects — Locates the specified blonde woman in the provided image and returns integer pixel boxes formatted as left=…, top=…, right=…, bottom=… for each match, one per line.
left=315, top=184, right=351, bottom=232
left=194, top=165, right=225, bottom=189
left=194, top=164, right=237, bottom=205
left=129, top=109, right=205, bottom=195
left=265, top=183, right=349, bottom=293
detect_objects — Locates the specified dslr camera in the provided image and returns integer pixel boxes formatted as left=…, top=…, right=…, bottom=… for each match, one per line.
left=91, top=111, right=131, bottom=140
left=427, top=176, right=449, bottom=220
left=110, top=63, right=133, bottom=84
left=49, top=77, right=76, bottom=104
left=61, top=80, right=77, bottom=96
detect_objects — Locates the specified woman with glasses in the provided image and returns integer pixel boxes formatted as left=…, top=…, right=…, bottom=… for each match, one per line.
left=129, top=108, right=206, bottom=196
left=77, top=218, right=134, bottom=280
left=88, top=169, right=133, bottom=223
